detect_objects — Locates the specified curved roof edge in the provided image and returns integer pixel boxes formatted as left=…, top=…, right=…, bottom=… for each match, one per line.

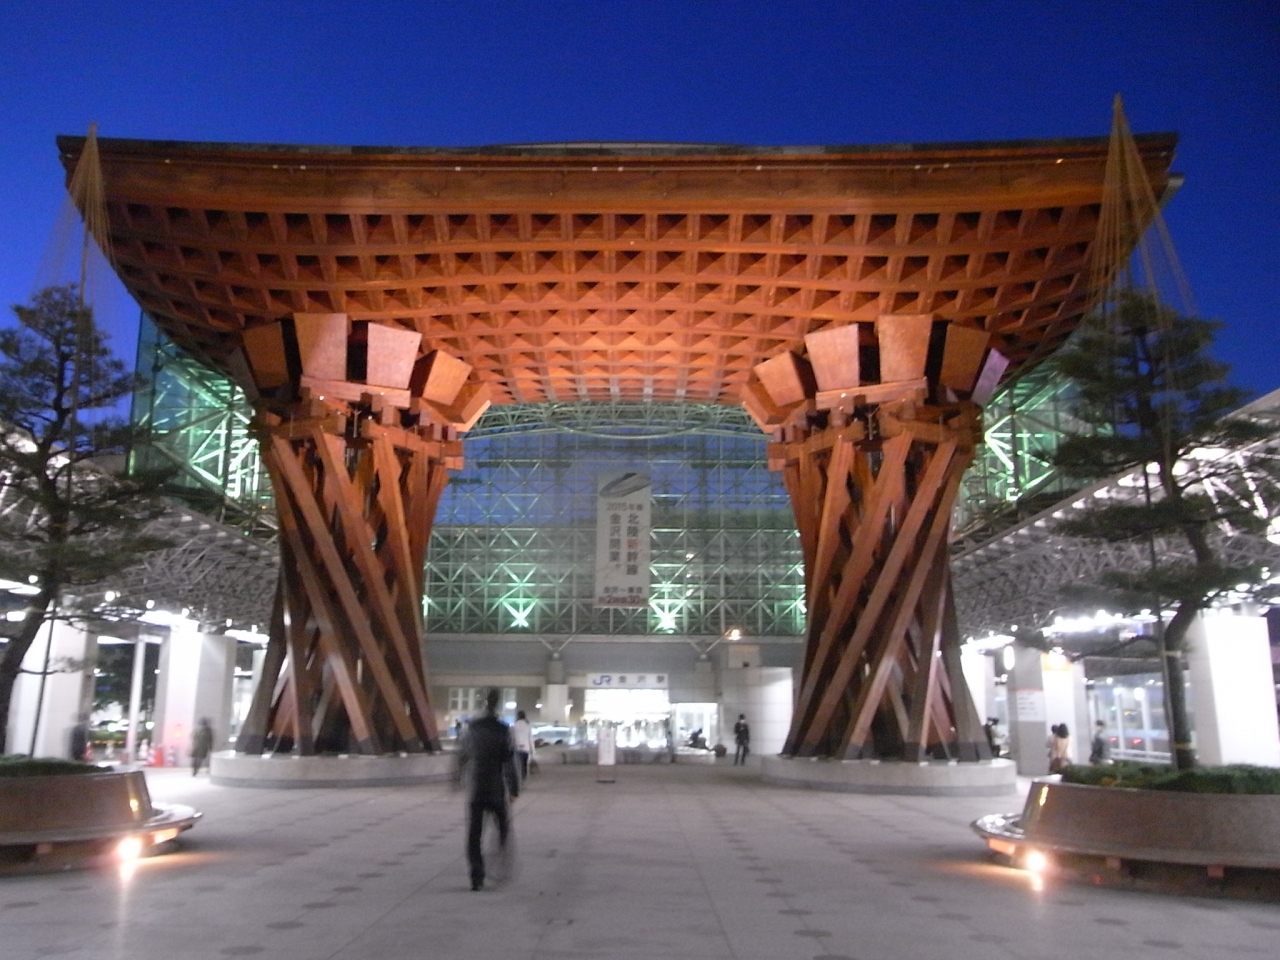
left=57, top=132, right=1178, bottom=162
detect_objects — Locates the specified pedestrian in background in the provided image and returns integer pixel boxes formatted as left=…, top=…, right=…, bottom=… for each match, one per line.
left=1089, top=720, right=1112, bottom=764
left=512, top=709, right=535, bottom=780
left=1048, top=722, right=1071, bottom=772
left=983, top=717, right=1002, bottom=758
left=733, top=713, right=750, bottom=765
left=191, top=717, right=214, bottom=776
left=69, top=720, right=89, bottom=762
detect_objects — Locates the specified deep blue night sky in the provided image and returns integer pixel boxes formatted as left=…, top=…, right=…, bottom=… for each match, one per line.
left=2, top=2, right=1276, bottom=395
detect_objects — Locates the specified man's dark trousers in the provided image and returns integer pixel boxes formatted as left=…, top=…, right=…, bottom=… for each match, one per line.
left=467, top=799, right=510, bottom=887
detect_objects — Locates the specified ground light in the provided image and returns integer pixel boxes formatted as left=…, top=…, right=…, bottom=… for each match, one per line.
left=116, top=825, right=184, bottom=865
left=116, top=835, right=144, bottom=861
left=1019, top=848, right=1050, bottom=892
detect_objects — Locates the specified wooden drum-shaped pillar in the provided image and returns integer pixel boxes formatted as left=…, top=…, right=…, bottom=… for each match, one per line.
left=232, top=313, right=489, bottom=756
left=744, top=315, right=1006, bottom=762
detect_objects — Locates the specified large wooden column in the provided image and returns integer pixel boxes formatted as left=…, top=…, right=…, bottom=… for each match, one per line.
left=744, top=315, right=1005, bottom=762
left=233, top=313, right=488, bottom=755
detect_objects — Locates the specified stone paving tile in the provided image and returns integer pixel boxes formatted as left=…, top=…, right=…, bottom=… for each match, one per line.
left=3, top=763, right=1279, bottom=960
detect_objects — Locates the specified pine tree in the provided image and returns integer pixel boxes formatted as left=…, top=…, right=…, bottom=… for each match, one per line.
left=1050, top=291, right=1277, bottom=770
left=0, top=285, right=172, bottom=753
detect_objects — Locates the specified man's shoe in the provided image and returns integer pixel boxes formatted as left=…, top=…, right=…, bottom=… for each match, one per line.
left=471, top=878, right=483, bottom=891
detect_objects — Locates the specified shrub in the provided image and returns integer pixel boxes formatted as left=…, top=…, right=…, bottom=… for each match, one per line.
left=1060, top=760, right=1280, bottom=794
left=0, top=755, right=108, bottom=777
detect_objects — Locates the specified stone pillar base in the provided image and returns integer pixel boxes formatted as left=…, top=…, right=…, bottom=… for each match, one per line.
left=762, top=755, right=1017, bottom=796
left=213, top=751, right=456, bottom=788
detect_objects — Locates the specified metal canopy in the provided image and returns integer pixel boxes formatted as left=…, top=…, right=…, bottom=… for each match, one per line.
left=954, top=388, right=1280, bottom=637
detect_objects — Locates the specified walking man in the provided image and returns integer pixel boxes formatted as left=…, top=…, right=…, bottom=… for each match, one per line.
left=457, top=689, right=520, bottom=890
left=733, top=713, right=750, bottom=765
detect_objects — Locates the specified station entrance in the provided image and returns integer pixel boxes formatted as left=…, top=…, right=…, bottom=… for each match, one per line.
left=581, top=687, right=719, bottom=750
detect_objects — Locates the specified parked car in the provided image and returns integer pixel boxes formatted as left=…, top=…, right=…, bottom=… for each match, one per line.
left=532, top=724, right=578, bottom=746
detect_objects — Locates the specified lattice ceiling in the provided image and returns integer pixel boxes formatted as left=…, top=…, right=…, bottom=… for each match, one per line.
left=60, top=136, right=1177, bottom=406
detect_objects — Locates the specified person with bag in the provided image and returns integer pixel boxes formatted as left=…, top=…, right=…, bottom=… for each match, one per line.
left=457, top=689, right=520, bottom=890
left=512, top=709, right=536, bottom=780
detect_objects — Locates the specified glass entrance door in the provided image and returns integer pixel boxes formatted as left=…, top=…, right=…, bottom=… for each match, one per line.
left=583, top=688, right=671, bottom=747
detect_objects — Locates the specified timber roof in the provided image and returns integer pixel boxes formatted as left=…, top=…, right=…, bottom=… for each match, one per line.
left=60, top=134, right=1178, bottom=406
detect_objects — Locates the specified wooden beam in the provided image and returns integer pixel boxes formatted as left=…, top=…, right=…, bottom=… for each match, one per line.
left=309, top=430, right=432, bottom=750
left=804, top=324, right=862, bottom=392
left=235, top=578, right=287, bottom=755
left=938, top=573, right=992, bottom=761
left=902, top=545, right=949, bottom=761
left=280, top=557, right=316, bottom=755
left=370, top=436, right=423, bottom=631
left=265, top=435, right=401, bottom=751
left=311, top=429, right=437, bottom=744
left=808, top=436, right=855, bottom=624
left=839, top=451, right=968, bottom=758
left=786, top=433, right=911, bottom=751
left=876, top=314, right=934, bottom=383
left=796, top=436, right=958, bottom=754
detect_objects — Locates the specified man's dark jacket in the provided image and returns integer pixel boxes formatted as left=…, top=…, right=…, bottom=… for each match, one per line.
left=461, top=713, right=520, bottom=805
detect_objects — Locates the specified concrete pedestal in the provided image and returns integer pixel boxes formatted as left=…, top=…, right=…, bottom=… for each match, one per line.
left=762, top=756, right=1018, bottom=796
left=211, top=751, right=457, bottom=788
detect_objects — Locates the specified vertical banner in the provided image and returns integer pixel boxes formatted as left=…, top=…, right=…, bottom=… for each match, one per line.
left=594, top=471, right=651, bottom=608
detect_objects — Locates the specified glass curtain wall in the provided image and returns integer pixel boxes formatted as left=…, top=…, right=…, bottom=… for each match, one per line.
left=425, top=404, right=806, bottom=639
left=130, top=317, right=275, bottom=537
left=953, top=364, right=1090, bottom=543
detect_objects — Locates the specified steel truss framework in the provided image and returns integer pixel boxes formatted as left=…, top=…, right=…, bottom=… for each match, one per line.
left=131, top=318, right=276, bottom=537
left=953, top=364, right=1088, bottom=544
left=0, top=448, right=277, bottom=631
left=93, top=509, right=277, bottom=627
left=954, top=388, right=1280, bottom=637
left=426, top=404, right=805, bottom=639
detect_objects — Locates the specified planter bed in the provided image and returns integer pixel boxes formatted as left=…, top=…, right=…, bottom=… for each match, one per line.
left=0, top=768, right=200, bottom=874
left=974, top=778, right=1280, bottom=897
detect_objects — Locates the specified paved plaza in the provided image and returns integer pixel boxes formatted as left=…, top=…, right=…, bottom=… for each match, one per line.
left=3, top=762, right=1279, bottom=960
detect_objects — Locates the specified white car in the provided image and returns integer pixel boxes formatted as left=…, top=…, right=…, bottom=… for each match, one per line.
left=531, top=725, right=578, bottom=746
